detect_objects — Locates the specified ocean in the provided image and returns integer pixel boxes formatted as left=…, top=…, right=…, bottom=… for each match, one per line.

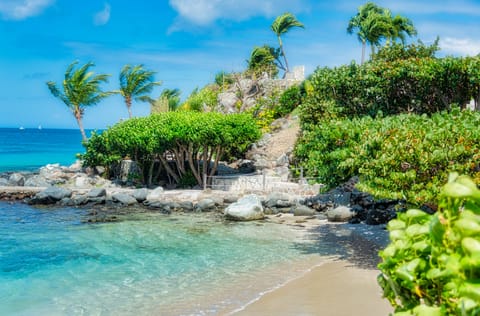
left=0, top=128, right=86, bottom=172
left=0, top=128, right=327, bottom=315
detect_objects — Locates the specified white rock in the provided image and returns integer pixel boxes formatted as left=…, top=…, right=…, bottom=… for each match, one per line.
left=146, top=187, right=164, bottom=202
left=224, top=194, right=265, bottom=221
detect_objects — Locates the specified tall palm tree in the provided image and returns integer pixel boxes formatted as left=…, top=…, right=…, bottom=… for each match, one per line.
left=150, top=88, right=182, bottom=113
left=118, top=64, right=162, bottom=118
left=271, top=12, right=304, bottom=74
left=46, top=61, right=111, bottom=142
left=347, top=2, right=385, bottom=64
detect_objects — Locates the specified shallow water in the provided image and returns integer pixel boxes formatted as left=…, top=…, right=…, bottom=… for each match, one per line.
left=0, top=202, right=324, bottom=315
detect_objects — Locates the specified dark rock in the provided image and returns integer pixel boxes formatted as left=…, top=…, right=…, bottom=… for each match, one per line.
left=179, top=201, right=194, bottom=211
left=420, top=203, right=437, bottom=214
left=351, top=204, right=367, bottom=221
left=72, top=195, right=88, bottom=206
left=366, top=208, right=397, bottom=225
left=29, top=187, right=72, bottom=205
left=87, top=197, right=106, bottom=205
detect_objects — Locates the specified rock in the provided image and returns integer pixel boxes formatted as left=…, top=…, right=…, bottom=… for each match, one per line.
left=217, top=92, right=240, bottom=113
left=88, top=188, right=106, bottom=198
left=327, top=206, right=355, bottom=222
left=133, top=188, right=149, bottom=202
left=72, top=195, right=88, bottom=206
left=293, top=205, right=316, bottom=216
left=366, top=208, right=396, bottom=225
left=24, top=175, right=50, bottom=187
left=224, top=194, right=265, bottom=221
left=8, top=173, right=25, bottom=186
left=29, top=187, right=72, bottom=205
left=179, top=201, right=194, bottom=211
left=195, top=199, right=216, bottom=212
left=146, top=187, right=164, bottom=202
left=0, top=178, right=8, bottom=186
left=87, top=197, right=106, bottom=205
left=275, top=153, right=289, bottom=167
left=266, top=192, right=293, bottom=208
left=237, top=160, right=255, bottom=173
left=112, top=193, right=137, bottom=205
left=74, top=175, right=91, bottom=188
left=223, top=193, right=240, bottom=204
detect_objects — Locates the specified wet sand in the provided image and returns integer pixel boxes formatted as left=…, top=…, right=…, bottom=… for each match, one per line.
left=232, top=260, right=393, bottom=316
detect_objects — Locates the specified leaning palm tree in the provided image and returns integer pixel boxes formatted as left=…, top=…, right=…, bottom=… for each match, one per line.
left=46, top=61, right=111, bottom=142
left=271, top=12, right=304, bottom=75
left=118, top=64, right=162, bottom=118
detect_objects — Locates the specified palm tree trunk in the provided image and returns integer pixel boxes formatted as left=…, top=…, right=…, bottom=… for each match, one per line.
left=278, top=36, right=290, bottom=75
left=126, top=96, right=133, bottom=118
left=361, top=41, right=366, bottom=64
left=75, top=112, right=88, bottom=142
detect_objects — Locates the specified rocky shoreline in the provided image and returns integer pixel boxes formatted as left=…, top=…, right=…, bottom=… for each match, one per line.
left=0, top=162, right=409, bottom=228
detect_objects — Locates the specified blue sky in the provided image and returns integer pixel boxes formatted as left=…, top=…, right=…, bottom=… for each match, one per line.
left=1, top=0, right=480, bottom=129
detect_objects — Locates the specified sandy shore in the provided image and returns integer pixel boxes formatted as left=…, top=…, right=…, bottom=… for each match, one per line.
left=232, top=260, right=393, bottom=316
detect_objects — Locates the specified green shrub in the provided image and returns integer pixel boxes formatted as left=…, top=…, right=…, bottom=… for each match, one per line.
left=378, top=173, right=480, bottom=315
left=294, top=109, right=480, bottom=204
left=301, top=55, right=480, bottom=125
left=82, top=112, right=260, bottom=186
left=274, top=85, right=302, bottom=118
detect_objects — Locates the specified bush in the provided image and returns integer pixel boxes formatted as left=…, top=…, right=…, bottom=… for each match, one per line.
left=274, top=85, right=303, bottom=118
left=300, top=54, right=480, bottom=125
left=378, top=174, right=480, bottom=315
left=82, top=112, right=261, bottom=186
left=294, top=109, right=480, bottom=204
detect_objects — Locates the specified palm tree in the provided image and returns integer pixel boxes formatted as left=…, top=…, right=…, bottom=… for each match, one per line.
left=384, top=10, right=417, bottom=45
left=118, top=64, right=162, bottom=118
left=271, top=12, right=304, bottom=75
left=347, top=2, right=386, bottom=64
left=247, top=45, right=280, bottom=78
left=150, top=88, right=182, bottom=113
left=46, top=61, right=111, bottom=142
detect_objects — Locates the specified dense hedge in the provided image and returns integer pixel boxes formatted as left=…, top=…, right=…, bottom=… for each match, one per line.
left=294, top=109, right=480, bottom=204
left=82, top=112, right=260, bottom=186
left=300, top=55, right=480, bottom=126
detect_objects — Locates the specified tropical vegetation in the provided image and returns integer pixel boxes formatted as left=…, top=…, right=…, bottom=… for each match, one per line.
left=271, top=12, right=304, bottom=74
left=378, top=174, right=480, bottom=315
left=82, top=112, right=260, bottom=187
left=46, top=61, right=112, bottom=142
left=118, top=64, right=162, bottom=118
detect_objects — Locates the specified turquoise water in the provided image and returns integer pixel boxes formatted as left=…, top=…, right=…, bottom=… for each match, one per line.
left=0, top=202, right=322, bottom=315
left=0, top=128, right=88, bottom=172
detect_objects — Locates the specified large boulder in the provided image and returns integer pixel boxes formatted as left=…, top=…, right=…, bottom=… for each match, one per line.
left=327, top=206, right=355, bottom=222
left=0, top=178, right=8, bottom=186
left=225, top=194, right=265, bottom=221
left=88, top=188, right=106, bottom=198
left=293, top=205, right=317, bottom=216
left=29, top=187, right=72, bottom=205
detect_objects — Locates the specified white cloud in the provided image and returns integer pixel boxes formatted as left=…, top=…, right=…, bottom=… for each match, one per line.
left=440, top=37, right=480, bottom=56
left=0, top=0, right=54, bottom=20
left=94, top=3, right=111, bottom=26
left=168, top=0, right=309, bottom=27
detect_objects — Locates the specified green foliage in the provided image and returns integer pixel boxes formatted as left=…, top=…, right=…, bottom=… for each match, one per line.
left=180, top=85, right=219, bottom=111
left=378, top=174, right=480, bottom=315
left=246, top=90, right=281, bottom=132
left=294, top=109, right=480, bottom=204
left=247, top=45, right=280, bottom=78
left=373, top=39, right=440, bottom=62
left=301, top=54, right=480, bottom=125
left=118, top=64, right=162, bottom=118
left=214, top=71, right=235, bottom=87
left=82, top=112, right=261, bottom=186
left=274, top=85, right=303, bottom=118
left=46, top=60, right=112, bottom=141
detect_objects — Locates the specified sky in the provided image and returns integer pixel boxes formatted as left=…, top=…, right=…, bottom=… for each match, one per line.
left=1, top=0, right=480, bottom=129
